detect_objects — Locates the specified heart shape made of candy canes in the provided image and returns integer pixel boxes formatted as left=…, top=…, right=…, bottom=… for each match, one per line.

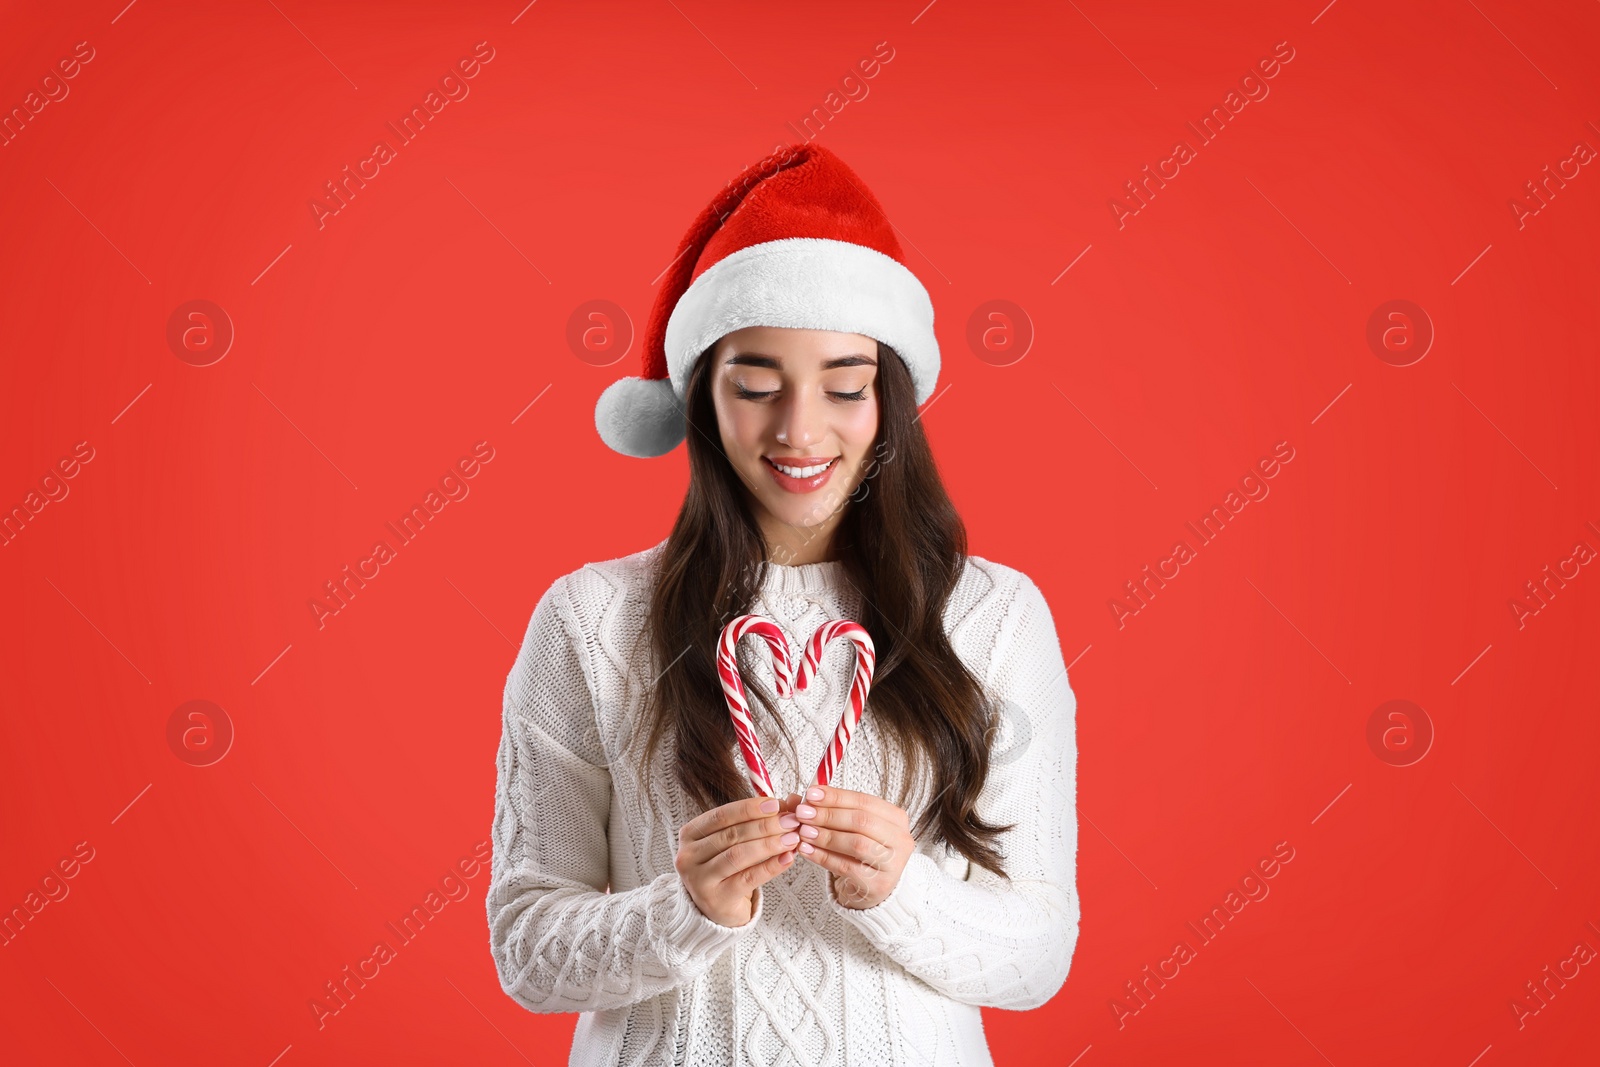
left=716, top=614, right=877, bottom=799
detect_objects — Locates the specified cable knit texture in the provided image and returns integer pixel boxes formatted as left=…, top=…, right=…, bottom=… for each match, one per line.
left=487, top=539, right=1079, bottom=1066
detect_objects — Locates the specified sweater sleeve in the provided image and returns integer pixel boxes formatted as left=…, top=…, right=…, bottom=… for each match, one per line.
left=487, top=573, right=764, bottom=1013
left=826, top=574, right=1080, bottom=1011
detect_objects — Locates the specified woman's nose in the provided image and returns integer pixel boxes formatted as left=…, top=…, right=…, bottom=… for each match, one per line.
left=775, top=390, right=821, bottom=447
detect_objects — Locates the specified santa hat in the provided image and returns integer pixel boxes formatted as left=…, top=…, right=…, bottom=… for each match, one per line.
left=594, top=141, right=940, bottom=458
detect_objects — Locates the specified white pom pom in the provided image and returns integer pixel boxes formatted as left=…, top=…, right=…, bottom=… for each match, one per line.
left=594, top=376, right=686, bottom=458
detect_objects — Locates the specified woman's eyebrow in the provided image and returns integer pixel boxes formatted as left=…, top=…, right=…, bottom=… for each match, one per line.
left=724, top=353, right=878, bottom=369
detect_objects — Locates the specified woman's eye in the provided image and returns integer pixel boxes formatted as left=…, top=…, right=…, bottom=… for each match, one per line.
left=829, top=387, right=869, bottom=402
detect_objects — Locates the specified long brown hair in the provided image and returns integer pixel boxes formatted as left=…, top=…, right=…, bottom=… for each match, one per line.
left=638, top=340, right=1017, bottom=879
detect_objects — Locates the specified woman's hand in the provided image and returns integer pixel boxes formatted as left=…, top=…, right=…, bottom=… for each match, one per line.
left=792, top=785, right=916, bottom=910
left=675, top=794, right=803, bottom=927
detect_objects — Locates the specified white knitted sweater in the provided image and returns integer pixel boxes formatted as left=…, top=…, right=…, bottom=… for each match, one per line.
left=487, top=539, right=1079, bottom=1066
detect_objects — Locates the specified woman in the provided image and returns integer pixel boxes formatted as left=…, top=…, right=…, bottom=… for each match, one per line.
left=487, top=142, right=1079, bottom=1066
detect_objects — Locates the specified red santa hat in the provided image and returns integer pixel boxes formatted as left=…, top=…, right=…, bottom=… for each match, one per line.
left=594, top=141, right=940, bottom=457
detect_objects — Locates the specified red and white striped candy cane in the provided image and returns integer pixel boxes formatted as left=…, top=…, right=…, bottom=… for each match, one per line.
left=793, top=619, right=877, bottom=789
left=716, top=614, right=795, bottom=799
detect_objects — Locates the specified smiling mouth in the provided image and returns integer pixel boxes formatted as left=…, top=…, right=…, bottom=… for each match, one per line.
left=762, top=455, right=840, bottom=493
left=764, top=456, right=838, bottom=478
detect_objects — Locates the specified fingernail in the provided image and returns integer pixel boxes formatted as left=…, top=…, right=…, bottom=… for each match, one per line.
left=796, top=804, right=817, bottom=818
left=778, top=813, right=799, bottom=829
left=806, top=786, right=825, bottom=801
left=759, top=799, right=779, bottom=813
left=780, top=831, right=799, bottom=845
left=799, top=841, right=815, bottom=854
left=800, top=825, right=818, bottom=839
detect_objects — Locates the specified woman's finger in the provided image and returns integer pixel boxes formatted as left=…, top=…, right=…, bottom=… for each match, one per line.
left=712, top=827, right=801, bottom=879
left=798, top=826, right=895, bottom=868
left=680, top=796, right=777, bottom=845
left=800, top=785, right=907, bottom=829
left=797, top=842, right=883, bottom=897
left=680, top=797, right=801, bottom=864
left=682, top=811, right=796, bottom=866
left=726, top=833, right=800, bottom=889
left=796, top=800, right=894, bottom=844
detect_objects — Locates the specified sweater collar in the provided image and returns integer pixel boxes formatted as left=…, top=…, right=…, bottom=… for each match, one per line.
left=759, top=556, right=847, bottom=596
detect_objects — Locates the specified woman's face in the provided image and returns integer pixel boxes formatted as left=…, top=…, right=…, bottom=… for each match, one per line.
left=709, top=325, right=881, bottom=553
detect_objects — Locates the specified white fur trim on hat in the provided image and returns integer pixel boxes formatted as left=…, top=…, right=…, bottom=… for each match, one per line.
left=663, top=237, right=939, bottom=404
left=594, top=375, right=685, bottom=458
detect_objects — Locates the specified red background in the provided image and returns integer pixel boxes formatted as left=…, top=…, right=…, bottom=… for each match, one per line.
left=3, top=1, right=1597, bottom=1064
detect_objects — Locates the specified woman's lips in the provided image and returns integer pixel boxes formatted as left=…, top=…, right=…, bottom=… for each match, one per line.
left=762, top=455, right=840, bottom=493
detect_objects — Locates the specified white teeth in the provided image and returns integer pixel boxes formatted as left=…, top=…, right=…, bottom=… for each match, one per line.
left=771, top=458, right=833, bottom=478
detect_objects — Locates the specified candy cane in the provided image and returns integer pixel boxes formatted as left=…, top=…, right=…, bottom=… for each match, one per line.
left=717, top=614, right=794, bottom=798
left=794, top=620, right=876, bottom=789
left=715, top=614, right=876, bottom=798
